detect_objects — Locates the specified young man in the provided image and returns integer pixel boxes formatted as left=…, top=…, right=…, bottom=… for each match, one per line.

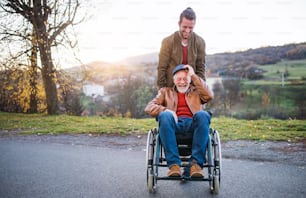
left=157, top=7, right=206, bottom=89
left=145, top=64, right=213, bottom=177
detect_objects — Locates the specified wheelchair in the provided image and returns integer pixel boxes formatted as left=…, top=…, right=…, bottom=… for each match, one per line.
left=146, top=126, right=222, bottom=194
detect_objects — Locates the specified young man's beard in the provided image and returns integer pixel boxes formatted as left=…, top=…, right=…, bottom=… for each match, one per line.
left=181, top=31, right=190, bottom=39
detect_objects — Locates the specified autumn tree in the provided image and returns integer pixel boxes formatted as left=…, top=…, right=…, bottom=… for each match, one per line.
left=0, top=0, right=81, bottom=114
left=108, top=76, right=157, bottom=118
left=209, top=80, right=227, bottom=116
left=0, top=8, right=39, bottom=112
left=222, top=78, right=241, bottom=110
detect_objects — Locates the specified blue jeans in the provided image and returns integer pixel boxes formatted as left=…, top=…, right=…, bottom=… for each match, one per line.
left=158, top=110, right=211, bottom=168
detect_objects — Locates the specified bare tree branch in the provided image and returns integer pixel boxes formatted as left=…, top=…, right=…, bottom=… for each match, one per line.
left=4, top=0, right=32, bottom=20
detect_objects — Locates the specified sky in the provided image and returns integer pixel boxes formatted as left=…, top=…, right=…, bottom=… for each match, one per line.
left=63, top=0, right=306, bottom=67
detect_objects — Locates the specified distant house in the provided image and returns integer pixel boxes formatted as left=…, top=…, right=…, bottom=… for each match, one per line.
left=206, top=73, right=222, bottom=88
left=82, top=82, right=104, bottom=98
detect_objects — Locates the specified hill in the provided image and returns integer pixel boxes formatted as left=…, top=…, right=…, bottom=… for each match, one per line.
left=64, top=42, right=306, bottom=83
left=206, top=42, right=306, bottom=73
left=66, top=42, right=306, bottom=74
left=117, top=52, right=158, bottom=66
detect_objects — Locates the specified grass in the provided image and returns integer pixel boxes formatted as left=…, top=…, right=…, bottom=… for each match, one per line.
left=255, top=59, right=306, bottom=85
left=0, top=112, right=305, bottom=142
left=0, top=112, right=156, bottom=135
left=210, top=117, right=305, bottom=142
left=243, top=59, right=306, bottom=86
left=240, top=60, right=306, bottom=118
left=258, top=59, right=306, bottom=80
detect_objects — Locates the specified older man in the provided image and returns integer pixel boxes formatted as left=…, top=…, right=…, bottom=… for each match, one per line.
left=145, top=64, right=213, bottom=177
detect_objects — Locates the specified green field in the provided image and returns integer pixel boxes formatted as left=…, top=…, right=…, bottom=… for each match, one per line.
left=256, top=59, right=306, bottom=84
left=0, top=112, right=305, bottom=142
left=232, top=59, right=306, bottom=119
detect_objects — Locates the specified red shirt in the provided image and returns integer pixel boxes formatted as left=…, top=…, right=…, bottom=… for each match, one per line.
left=176, top=93, right=193, bottom=118
left=182, top=46, right=188, bottom=64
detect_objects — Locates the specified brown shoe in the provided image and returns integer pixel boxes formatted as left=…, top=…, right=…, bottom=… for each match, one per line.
left=190, top=164, right=204, bottom=178
left=167, top=164, right=181, bottom=177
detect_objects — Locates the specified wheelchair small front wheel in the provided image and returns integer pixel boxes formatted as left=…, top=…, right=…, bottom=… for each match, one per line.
left=212, top=175, right=220, bottom=194
left=147, top=169, right=155, bottom=193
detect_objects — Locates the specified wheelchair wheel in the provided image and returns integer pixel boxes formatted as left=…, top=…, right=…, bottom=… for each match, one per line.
left=210, top=128, right=222, bottom=194
left=207, top=132, right=214, bottom=192
left=151, top=133, right=162, bottom=192
left=146, top=128, right=157, bottom=193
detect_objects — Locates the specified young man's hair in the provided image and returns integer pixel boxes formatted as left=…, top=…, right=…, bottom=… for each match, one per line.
left=179, top=7, right=196, bottom=22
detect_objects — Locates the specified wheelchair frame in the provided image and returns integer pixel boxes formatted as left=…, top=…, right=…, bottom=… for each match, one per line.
left=146, top=127, right=222, bottom=194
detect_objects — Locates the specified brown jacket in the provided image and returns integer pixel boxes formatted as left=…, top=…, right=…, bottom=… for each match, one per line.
left=145, top=74, right=213, bottom=117
left=157, top=31, right=206, bottom=88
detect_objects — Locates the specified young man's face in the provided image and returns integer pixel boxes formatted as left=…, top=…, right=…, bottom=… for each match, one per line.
left=173, top=70, right=191, bottom=93
left=178, top=17, right=195, bottom=39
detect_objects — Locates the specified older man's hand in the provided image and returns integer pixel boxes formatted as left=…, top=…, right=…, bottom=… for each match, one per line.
left=184, top=65, right=195, bottom=77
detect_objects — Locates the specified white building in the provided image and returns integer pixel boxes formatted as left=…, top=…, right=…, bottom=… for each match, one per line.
left=82, top=83, right=104, bottom=98
left=206, top=76, right=222, bottom=88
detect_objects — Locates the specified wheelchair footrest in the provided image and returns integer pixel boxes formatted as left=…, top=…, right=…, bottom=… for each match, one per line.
left=157, top=176, right=212, bottom=181
left=154, top=163, right=214, bottom=168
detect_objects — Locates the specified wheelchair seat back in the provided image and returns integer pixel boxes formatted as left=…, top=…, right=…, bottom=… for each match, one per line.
left=176, top=133, right=193, bottom=156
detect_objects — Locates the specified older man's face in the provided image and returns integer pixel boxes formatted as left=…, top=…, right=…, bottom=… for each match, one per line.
left=173, top=70, right=191, bottom=93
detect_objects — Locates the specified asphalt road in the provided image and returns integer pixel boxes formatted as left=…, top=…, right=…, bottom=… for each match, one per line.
left=0, top=139, right=305, bottom=198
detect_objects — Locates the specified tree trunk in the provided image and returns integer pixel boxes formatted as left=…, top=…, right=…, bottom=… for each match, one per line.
left=36, top=29, right=58, bottom=114
left=28, top=31, right=38, bottom=113
left=32, top=1, right=59, bottom=115
left=39, top=43, right=59, bottom=115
